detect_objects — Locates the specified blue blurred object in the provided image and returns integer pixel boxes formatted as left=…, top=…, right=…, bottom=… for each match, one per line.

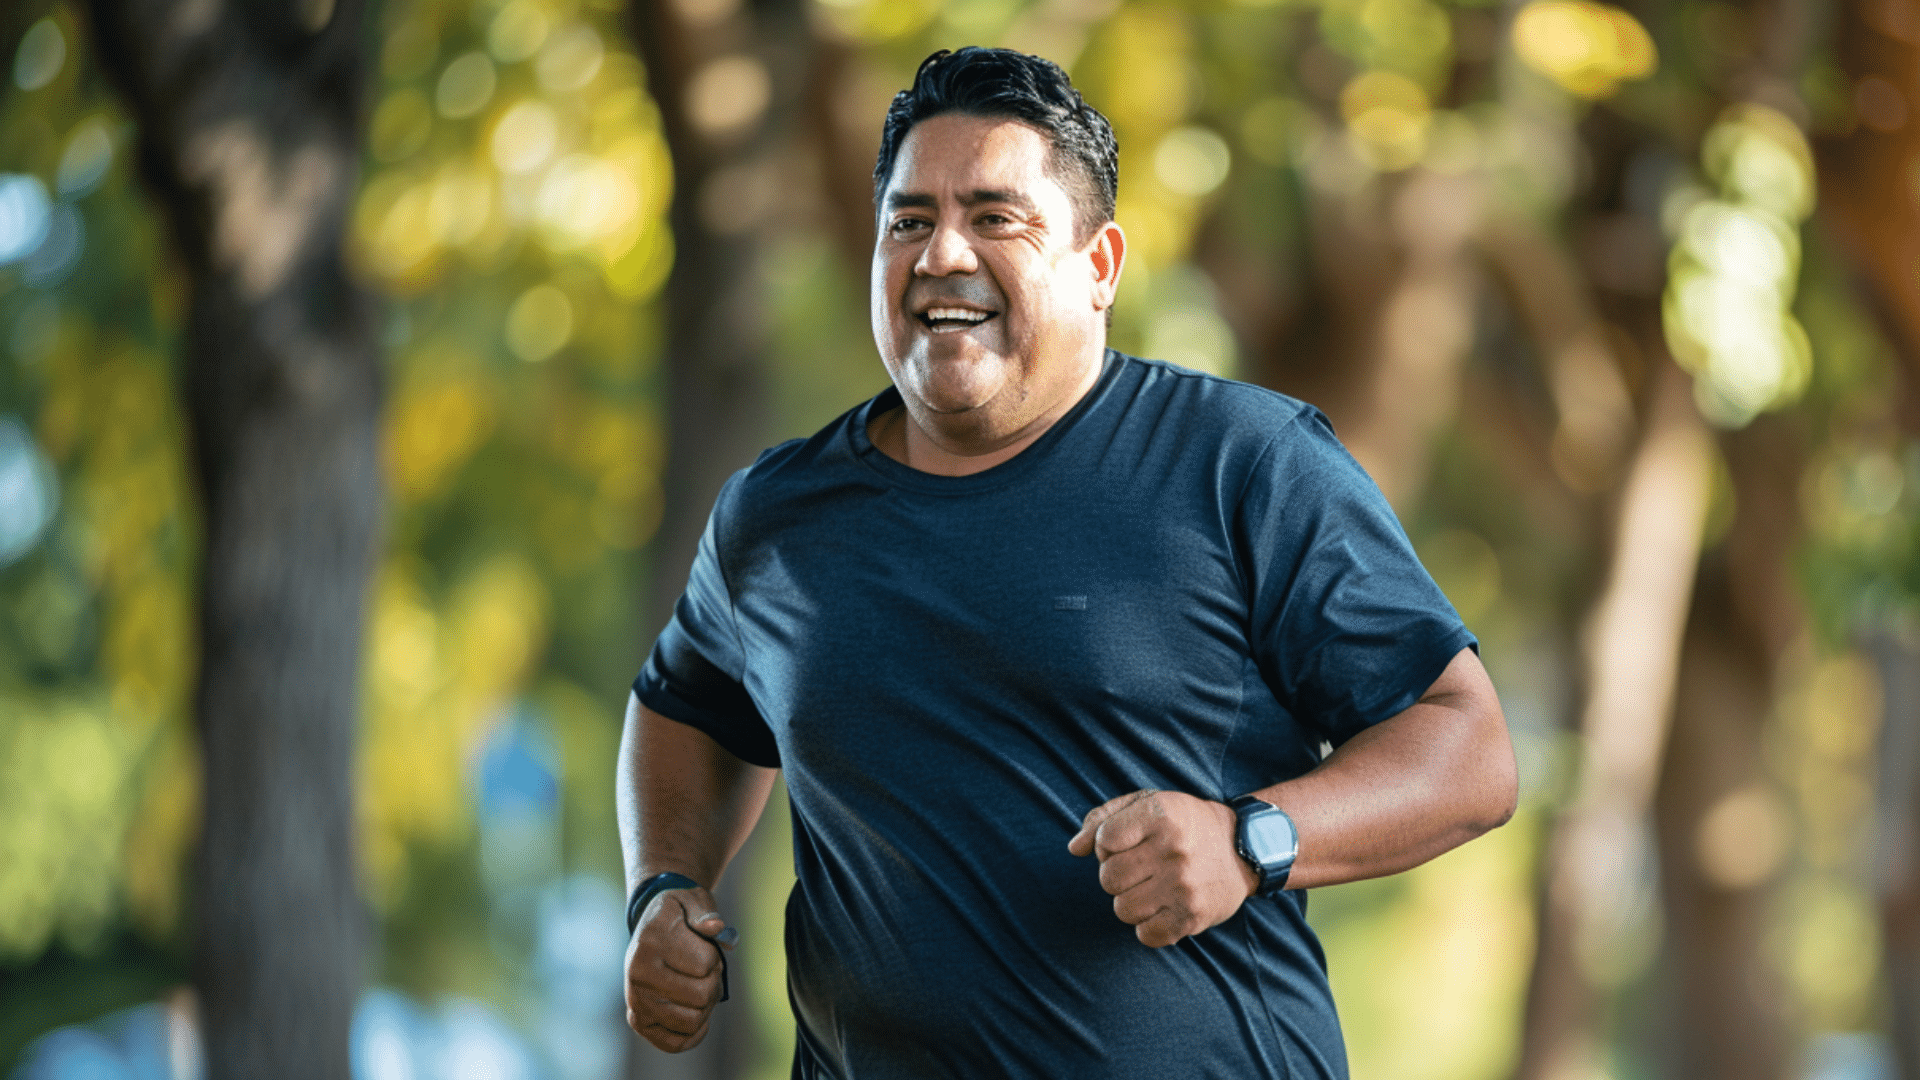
left=0, top=415, right=60, bottom=567
left=12, top=998, right=194, bottom=1080
left=1803, top=1033, right=1896, bottom=1080
left=15, top=989, right=556, bottom=1080
left=349, top=991, right=550, bottom=1080
left=475, top=709, right=562, bottom=899
left=430, top=1001, right=543, bottom=1080
left=0, top=174, right=50, bottom=264
left=350, top=990, right=427, bottom=1080
left=475, top=710, right=560, bottom=817
left=21, top=204, right=84, bottom=288
left=14, top=1028, right=135, bottom=1080
left=533, top=875, right=627, bottom=1080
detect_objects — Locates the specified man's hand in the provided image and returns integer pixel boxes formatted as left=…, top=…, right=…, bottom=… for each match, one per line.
left=1067, top=790, right=1260, bottom=948
left=624, top=885, right=734, bottom=1052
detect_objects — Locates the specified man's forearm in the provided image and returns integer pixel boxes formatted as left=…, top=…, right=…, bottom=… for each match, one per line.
left=1072, top=647, right=1514, bottom=946
left=1251, top=647, right=1516, bottom=891
left=616, top=693, right=779, bottom=894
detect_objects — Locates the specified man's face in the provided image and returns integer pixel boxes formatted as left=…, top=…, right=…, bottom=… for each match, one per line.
left=872, top=113, right=1119, bottom=440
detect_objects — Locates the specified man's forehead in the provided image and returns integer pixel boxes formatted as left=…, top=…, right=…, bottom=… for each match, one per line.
left=881, top=114, right=1063, bottom=204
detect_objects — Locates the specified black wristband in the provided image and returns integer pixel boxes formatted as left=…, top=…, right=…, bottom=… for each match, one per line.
left=627, top=871, right=700, bottom=935
left=626, top=871, right=728, bottom=1002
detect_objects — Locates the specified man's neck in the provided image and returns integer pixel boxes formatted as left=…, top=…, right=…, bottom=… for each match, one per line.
left=869, top=350, right=1106, bottom=477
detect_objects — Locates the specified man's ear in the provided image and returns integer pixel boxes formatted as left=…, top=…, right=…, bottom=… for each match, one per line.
left=1086, top=220, right=1127, bottom=312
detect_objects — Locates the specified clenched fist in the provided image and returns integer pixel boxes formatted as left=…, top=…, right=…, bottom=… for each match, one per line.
left=1067, top=790, right=1261, bottom=948
left=624, top=885, right=734, bottom=1052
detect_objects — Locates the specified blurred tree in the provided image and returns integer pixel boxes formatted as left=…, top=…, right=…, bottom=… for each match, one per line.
left=1519, top=365, right=1720, bottom=1080
left=1818, top=1, right=1920, bottom=1069
left=1658, top=549, right=1799, bottom=1079
left=628, top=0, right=807, bottom=634
left=1868, top=633, right=1920, bottom=1079
left=620, top=0, right=832, bottom=1073
left=1206, top=161, right=1486, bottom=507
left=1640, top=0, right=1820, bottom=1070
left=1507, top=0, right=1828, bottom=1062
left=80, top=0, right=382, bottom=1076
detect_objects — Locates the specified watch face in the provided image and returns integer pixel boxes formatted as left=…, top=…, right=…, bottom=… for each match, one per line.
left=1244, top=812, right=1297, bottom=863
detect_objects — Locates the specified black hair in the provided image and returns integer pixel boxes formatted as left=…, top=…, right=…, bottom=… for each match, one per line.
left=874, top=48, right=1119, bottom=244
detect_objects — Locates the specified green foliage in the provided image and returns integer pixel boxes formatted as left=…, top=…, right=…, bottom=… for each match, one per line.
left=0, top=2, right=198, bottom=995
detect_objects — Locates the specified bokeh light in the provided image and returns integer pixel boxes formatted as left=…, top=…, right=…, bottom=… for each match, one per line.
left=1511, top=0, right=1656, bottom=99
left=1663, top=105, right=1817, bottom=427
left=0, top=175, right=52, bottom=265
left=12, top=19, right=66, bottom=93
left=0, top=417, right=58, bottom=567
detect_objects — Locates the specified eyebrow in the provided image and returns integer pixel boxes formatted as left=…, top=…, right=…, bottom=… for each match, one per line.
left=883, top=189, right=1042, bottom=216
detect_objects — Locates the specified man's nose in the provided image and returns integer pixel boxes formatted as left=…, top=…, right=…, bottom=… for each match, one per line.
left=914, top=221, right=978, bottom=277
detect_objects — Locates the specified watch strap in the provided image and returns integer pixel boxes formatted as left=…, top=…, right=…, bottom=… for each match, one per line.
left=627, top=871, right=700, bottom=934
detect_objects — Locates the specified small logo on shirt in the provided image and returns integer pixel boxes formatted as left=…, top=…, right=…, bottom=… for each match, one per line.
left=1054, top=596, right=1088, bottom=611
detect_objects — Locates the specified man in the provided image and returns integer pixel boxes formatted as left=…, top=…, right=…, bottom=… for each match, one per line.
left=617, top=46, right=1516, bottom=1078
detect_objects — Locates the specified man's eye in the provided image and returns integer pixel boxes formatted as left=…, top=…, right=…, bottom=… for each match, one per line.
left=890, top=219, right=929, bottom=235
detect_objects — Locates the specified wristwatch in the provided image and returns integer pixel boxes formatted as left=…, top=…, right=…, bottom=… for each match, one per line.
left=1229, top=795, right=1298, bottom=897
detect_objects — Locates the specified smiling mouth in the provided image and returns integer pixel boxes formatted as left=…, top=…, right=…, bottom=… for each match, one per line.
left=917, top=307, right=999, bottom=333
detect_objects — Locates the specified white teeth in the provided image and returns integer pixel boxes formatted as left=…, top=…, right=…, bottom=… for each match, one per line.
left=925, top=307, right=990, bottom=323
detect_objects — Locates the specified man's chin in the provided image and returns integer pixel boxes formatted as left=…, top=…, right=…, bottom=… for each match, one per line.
left=898, top=353, right=1011, bottom=416
left=910, top=386, right=997, bottom=417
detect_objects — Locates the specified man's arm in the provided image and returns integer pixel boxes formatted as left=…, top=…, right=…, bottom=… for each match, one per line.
left=618, top=693, right=779, bottom=1050
left=1068, top=646, right=1515, bottom=947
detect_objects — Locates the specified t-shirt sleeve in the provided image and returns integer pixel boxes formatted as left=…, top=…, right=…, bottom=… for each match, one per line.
left=1239, top=408, right=1477, bottom=748
left=632, top=478, right=781, bottom=768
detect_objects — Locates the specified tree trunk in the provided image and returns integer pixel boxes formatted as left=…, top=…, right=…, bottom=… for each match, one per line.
left=1514, top=362, right=1717, bottom=1080
left=1816, top=0, right=1920, bottom=369
left=1653, top=559, right=1796, bottom=1080
left=1819, top=4, right=1920, bottom=1072
left=1653, top=409, right=1803, bottom=1076
left=1201, top=164, right=1483, bottom=507
left=628, top=0, right=814, bottom=638
left=82, top=1, right=381, bottom=1077
left=1868, top=632, right=1920, bottom=1079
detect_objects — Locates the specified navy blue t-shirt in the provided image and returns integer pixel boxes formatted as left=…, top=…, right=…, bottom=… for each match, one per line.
left=635, top=351, right=1474, bottom=1079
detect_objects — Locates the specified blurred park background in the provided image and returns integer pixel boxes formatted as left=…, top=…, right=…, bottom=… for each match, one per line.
left=0, top=0, right=1917, bottom=1074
